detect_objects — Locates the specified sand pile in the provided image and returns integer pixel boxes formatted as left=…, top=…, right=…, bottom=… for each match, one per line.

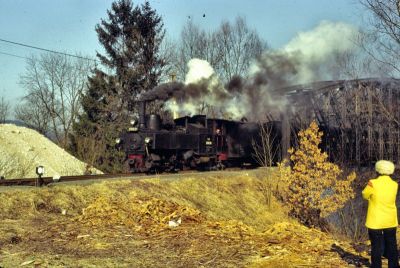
left=0, top=124, right=102, bottom=178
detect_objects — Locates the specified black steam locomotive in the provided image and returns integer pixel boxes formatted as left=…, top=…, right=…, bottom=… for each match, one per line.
left=117, top=101, right=281, bottom=173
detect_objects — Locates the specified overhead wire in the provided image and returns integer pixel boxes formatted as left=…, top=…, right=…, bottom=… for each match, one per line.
left=0, top=51, right=29, bottom=60
left=0, top=38, right=99, bottom=62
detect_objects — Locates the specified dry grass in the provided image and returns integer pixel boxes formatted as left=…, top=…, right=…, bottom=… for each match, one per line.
left=140, top=171, right=287, bottom=230
left=0, top=169, right=368, bottom=267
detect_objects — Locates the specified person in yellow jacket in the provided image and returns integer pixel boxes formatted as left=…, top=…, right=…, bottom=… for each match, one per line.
left=362, top=160, right=399, bottom=268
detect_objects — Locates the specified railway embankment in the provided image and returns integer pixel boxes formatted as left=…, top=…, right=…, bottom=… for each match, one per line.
left=0, top=169, right=371, bottom=267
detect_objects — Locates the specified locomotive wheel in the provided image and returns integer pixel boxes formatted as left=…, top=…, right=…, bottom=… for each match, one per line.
left=145, top=159, right=153, bottom=170
left=124, top=160, right=132, bottom=173
left=216, top=162, right=225, bottom=170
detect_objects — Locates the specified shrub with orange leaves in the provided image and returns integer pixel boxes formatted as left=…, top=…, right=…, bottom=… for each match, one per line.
left=278, top=121, right=356, bottom=228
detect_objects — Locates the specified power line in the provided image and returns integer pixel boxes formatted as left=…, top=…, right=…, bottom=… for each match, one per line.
left=0, top=51, right=28, bottom=60
left=0, top=38, right=99, bottom=62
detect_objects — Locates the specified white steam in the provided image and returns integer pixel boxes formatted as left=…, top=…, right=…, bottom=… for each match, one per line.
left=166, top=58, right=217, bottom=116
left=166, top=21, right=359, bottom=120
left=167, top=58, right=246, bottom=118
left=247, top=20, right=360, bottom=117
left=184, top=58, right=214, bottom=84
left=282, top=21, right=358, bottom=83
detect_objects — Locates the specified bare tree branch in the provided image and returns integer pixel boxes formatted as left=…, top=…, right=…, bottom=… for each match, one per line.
left=397, top=0, right=400, bottom=16
left=215, top=16, right=267, bottom=82
left=360, top=0, right=400, bottom=74
left=14, top=95, right=50, bottom=135
left=19, top=53, right=94, bottom=146
left=0, top=97, right=10, bottom=123
left=252, top=122, right=280, bottom=167
left=172, top=16, right=267, bottom=83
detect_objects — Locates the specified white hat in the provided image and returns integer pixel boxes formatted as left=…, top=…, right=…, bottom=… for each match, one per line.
left=375, top=160, right=395, bottom=175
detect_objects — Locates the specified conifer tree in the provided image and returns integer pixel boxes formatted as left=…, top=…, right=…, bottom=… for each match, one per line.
left=95, top=0, right=165, bottom=110
left=70, top=70, right=124, bottom=172
left=71, top=0, right=165, bottom=172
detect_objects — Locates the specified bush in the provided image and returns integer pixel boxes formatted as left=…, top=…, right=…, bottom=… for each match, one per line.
left=278, top=121, right=356, bottom=228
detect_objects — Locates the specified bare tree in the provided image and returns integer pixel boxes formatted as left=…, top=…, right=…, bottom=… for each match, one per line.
left=172, top=16, right=267, bottom=83
left=252, top=122, right=280, bottom=167
left=360, top=0, right=400, bottom=74
left=0, top=151, right=38, bottom=179
left=0, top=97, right=10, bottom=123
left=172, top=20, right=222, bottom=81
left=14, top=94, right=51, bottom=134
left=215, top=16, right=267, bottom=82
left=158, top=36, right=179, bottom=83
left=397, top=0, right=400, bottom=16
left=332, top=48, right=394, bottom=79
left=19, top=53, right=94, bottom=147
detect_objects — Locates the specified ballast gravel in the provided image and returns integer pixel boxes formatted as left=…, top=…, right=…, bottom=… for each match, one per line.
left=0, top=124, right=102, bottom=179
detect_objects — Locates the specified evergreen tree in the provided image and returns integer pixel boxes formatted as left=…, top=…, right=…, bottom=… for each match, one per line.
left=70, top=70, right=124, bottom=172
left=71, top=0, right=165, bottom=172
left=96, top=0, right=165, bottom=110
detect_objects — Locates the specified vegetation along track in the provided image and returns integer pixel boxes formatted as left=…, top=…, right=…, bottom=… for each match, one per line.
left=0, top=173, right=143, bottom=187
left=0, top=168, right=244, bottom=187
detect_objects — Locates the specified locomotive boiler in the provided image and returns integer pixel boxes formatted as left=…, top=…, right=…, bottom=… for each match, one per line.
left=117, top=101, right=279, bottom=173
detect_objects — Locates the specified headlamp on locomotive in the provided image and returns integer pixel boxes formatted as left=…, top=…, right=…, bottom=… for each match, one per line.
left=118, top=99, right=279, bottom=173
left=119, top=100, right=223, bottom=173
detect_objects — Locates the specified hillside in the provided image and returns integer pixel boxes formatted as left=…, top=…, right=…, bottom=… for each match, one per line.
left=0, top=124, right=101, bottom=179
left=0, top=169, right=371, bottom=267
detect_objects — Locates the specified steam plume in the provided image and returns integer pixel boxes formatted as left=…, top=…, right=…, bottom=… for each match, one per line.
left=142, top=21, right=359, bottom=121
left=282, top=20, right=358, bottom=83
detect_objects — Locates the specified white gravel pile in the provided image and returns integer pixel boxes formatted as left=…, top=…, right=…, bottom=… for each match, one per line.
left=0, top=124, right=102, bottom=179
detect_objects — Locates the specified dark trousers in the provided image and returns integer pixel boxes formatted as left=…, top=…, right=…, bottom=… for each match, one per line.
left=368, top=228, right=399, bottom=268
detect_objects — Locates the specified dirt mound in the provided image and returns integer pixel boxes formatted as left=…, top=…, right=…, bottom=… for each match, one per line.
left=0, top=124, right=101, bottom=178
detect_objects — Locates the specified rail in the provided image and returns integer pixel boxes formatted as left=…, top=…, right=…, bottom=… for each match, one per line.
left=0, top=173, right=139, bottom=187
left=0, top=167, right=246, bottom=187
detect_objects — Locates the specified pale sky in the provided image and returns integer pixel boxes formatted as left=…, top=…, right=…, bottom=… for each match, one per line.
left=0, top=0, right=365, bottom=104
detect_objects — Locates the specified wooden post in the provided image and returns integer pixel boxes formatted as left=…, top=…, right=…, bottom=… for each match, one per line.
left=281, top=108, right=290, bottom=160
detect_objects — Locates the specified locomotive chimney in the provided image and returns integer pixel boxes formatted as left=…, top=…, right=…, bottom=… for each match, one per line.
left=139, top=101, right=146, bottom=129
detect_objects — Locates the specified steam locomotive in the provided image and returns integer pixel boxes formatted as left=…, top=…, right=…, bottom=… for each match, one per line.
left=117, top=101, right=281, bottom=173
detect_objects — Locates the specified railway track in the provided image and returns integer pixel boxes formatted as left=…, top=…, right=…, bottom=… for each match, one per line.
left=0, top=173, right=141, bottom=187
left=0, top=166, right=254, bottom=187
left=0, top=169, right=238, bottom=187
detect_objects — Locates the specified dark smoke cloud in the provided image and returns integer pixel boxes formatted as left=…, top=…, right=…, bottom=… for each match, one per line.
left=140, top=53, right=300, bottom=121
left=222, top=51, right=300, bottom=120
left=140, top=81, right=184, bottom=101
left=226, top=76, right=244, bottom=93
left=141, top=21, right=359, bottom=120
left=140, top=79, right=215, bottom=102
